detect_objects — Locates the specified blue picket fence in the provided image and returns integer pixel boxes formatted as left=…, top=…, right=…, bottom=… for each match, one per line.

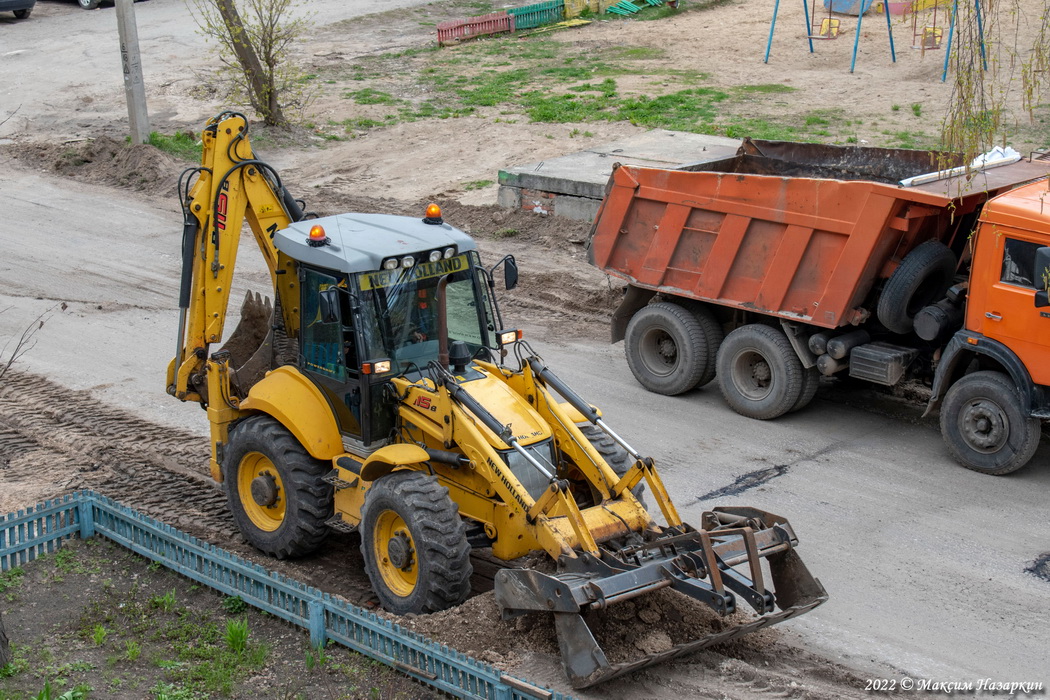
left=0, top=491, right=564, bottom=700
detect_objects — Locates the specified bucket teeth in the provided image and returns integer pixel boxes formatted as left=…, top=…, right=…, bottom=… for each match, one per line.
left=494, top=508, right=828, bottom=689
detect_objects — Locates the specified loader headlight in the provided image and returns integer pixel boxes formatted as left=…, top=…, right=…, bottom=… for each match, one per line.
left=443, top=247, right=456, bottom=259
left=362, top=359, right=392, bottom=375
left=401, top=256, right=415, bottom=268
left=428, top=250, right=442, bottom=263
left=383, top=258, right=399, bottom=270
left=497, top=329, right=522, bottom=346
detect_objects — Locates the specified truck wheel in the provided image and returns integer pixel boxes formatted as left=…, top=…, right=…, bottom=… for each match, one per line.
left=877, top=240, right=956, bottom=334
left=223, top=415, right=333, bottom=559
left=791, top=365, right=821, bottom=412
left=78, top=0, right=101, bottom=8
left=679, top=301, right=725, bottom=387
left=940, top=371, right=1041, bottom=475
left=578, top=423, right=646, bottom=507
left=625, top=302, right=710, bottom=395
left=716, top=325, right=804, bottom=420
left=13, top=8, right=30, bottom=18
left=361, top=471, right=472, bottom=615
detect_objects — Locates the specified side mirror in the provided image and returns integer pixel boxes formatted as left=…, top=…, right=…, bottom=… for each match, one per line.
left=504, top=256, right=518, bottom=291
left=318, top=288, right=340, bottom=323
left=1035, top=247, right=1050, bottom=308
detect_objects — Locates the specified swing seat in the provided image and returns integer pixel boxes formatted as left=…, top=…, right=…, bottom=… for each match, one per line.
left=920, top=26, right=942, bottom=48
left=810, top=17, right=841, bottom=38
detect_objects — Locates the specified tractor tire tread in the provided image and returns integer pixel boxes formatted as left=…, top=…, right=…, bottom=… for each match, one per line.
left=223, top=415, right=333, bottom=560
left=361, top=471, right=472, bottom=614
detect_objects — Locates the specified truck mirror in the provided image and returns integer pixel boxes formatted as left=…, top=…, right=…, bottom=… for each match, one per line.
left=1035, top=247, right=1050, bottom=308
left=504, top=256, right=518, bottom=291
left=319, top=288, right=340, bottom=323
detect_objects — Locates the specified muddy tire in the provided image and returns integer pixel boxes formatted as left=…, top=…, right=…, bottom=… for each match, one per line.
left=361, top=471, right=472, bottom=615
left=791, top=365, right=821, bottom=412
left=716, top=325, right=804, bottom=420
left=625, top=302, right=711, bottom=395
left=223, top=415, right=333, bottom=559
left=940, top=371, right=1041, bottom=475
left=578, top=423, right=645, bottom=506
left=878, top=240, right=956, bottom=334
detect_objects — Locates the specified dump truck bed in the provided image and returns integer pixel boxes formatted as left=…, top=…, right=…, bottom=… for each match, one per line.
left=589, top=140, right=1049, bottom=329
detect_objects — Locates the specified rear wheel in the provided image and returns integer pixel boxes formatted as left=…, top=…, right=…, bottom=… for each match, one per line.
left=940, top=371, right=1041, bottom=475
left=223, top=415, right=332, bottom=559
left=679, top=301, right=725, bottom=387
left=13, top=8, right=30, bottom=18
left=716, top=325, right=804, bottom=420
left=361, top=471, right=471, bottom=614
left=791, top=365, right=821, bottom=412
left=78, top=0, right=101, bottom=8
left=625, top=302, right=711, bottom=395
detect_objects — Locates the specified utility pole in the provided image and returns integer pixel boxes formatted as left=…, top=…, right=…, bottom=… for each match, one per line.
left=116, top=0, right=150, bottom=144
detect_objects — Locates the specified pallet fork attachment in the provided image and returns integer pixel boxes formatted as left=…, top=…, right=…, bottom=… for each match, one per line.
left=494, top=507, right=827, bottom=688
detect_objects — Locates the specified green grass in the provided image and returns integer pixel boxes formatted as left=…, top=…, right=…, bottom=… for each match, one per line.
left=146, top=131, right=200, bottom=161
left=462, top=179, right=494, bottom=190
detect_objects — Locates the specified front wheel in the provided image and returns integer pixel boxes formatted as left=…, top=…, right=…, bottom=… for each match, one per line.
left=716, top=324, right=804, bottom=420
left=361, top=471, right=472, bottom=615
left=223, top=415, right=333, bottom=559
left=940, top=371, right=1041, bottom=475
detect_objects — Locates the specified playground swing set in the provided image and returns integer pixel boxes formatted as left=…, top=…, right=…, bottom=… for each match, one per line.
left=763, top=0, right=986, bottom=79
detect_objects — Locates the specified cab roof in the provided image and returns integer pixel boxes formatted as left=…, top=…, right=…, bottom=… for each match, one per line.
left=274, top=212, right=477, bottom=274
left=982, top=178, right=1050, bottom=233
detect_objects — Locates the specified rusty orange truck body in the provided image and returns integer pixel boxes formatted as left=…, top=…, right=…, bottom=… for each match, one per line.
left=588, top=139, right=1050, bottom=475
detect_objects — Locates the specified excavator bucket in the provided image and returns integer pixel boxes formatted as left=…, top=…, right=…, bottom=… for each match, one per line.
left=494, top=506, right=827, bottom=689
left=218, top=291, right=276, bottom=396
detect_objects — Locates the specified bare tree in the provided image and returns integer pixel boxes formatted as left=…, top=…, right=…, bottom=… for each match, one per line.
left=0, top=306, right=56, bottom=383
left=942, top=0, right=1050, bottom=162
left=190, top=0, right=313, bottom=127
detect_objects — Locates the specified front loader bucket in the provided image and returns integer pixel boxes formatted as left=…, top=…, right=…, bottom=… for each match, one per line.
left=494, top=507, right=827, bottom=689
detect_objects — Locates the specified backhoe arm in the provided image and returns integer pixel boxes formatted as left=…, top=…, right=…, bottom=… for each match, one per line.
left=167, top=112, right=303, bottom=405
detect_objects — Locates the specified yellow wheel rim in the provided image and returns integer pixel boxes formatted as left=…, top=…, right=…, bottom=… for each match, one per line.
left=237, top=451, right=286, bottom=532
left=373, top=510, right=417, bottom=597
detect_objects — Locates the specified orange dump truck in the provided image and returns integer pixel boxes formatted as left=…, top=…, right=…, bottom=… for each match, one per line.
left=588, top=139, right=1050, bottom=475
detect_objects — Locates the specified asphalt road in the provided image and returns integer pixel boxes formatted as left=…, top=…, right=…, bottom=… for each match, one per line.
left=1, top=163, right=1048, bottom=689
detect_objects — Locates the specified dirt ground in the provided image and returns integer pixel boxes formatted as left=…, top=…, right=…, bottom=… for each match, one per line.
left=1, top=0, right=1048, bottom=698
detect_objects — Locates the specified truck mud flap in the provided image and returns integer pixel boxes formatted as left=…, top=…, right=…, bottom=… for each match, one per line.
left=494, top=509, right=827, bottom=689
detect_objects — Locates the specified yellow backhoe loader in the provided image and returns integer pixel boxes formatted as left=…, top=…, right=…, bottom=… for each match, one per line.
left=167, top=112, right=827, bottom=688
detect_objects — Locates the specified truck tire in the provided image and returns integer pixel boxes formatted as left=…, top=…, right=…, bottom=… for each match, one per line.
left=716, top=324, right=804, bottom=420
left=78, top=0, right=101, bottom=8
left=578, top=423, right=645, bottom=507
left=791, top=365, right=821, bottom=412
left=361, top=471, right=472, bottom=615
left=625, top=302, right=710, bottom=395
left=940, top=371, right=1041, bottom=475
left=223, top=415, right=333, bottom=559
left=877, top=240, right=956, bottom=334
left=679, top=301, right=725, bottom=387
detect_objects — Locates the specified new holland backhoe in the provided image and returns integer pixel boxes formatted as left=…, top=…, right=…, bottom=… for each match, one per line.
left=167, top=112, right=827, bottom=688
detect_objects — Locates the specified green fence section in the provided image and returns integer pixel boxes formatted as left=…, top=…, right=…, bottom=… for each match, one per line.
left=508, top=1, right=566, bottom=30
left=0, top=491, right=565, bottom=700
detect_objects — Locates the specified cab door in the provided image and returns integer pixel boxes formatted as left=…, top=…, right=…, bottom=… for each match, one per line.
left=968, top=229, right=1050, bottom=385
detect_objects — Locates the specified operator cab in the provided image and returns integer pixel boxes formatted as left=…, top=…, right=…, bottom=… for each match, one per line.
left=273, top=210, right=509, bottom=450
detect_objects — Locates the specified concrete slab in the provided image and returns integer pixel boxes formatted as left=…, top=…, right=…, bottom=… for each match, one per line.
left=498, top=129, right=741, bottom=220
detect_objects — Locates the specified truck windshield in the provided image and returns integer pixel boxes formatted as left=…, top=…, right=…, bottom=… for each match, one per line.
left=354, top=251, right=495, bottom=374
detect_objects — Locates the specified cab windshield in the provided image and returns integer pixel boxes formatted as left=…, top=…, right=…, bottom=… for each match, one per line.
left=354, top=251, right=495, bottom=374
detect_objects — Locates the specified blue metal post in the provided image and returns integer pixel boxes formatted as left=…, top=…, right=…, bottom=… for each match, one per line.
left=802, top=0, right=815, bottom=53
left=885, top=0, right=896, bottom=62
left=765, top=0, right=782, bottom=63
left=974, top=0, right=986, bottom=70
left=941, top=0, right=957, bottom=82
left=308, top=599, right=326, bottom=649
left=850, top=2, right=864, bottom=73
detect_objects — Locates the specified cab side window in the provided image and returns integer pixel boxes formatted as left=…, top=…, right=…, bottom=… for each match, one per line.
left=301, top=268, right=346, bottom=380
left=1000, top=238, right=1040, bottom=289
